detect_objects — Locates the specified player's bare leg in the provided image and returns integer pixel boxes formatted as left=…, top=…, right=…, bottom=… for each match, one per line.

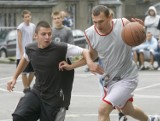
left=98, top=101, right=113, bottom=121
left=22, top=73, right=34, bottom=93
left=139, top=52, right=145, bottom=70
left=117, top=109, right=128, bottom=121
left=28, top=72, right=34, bottom=86
left=22, top=73, right=28, bottom=89
left=121, top=101, right=148, bottom=121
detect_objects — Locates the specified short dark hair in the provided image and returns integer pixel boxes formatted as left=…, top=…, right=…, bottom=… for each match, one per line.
left=21, top=10, right=31, bottom=17
left=92, top=5, right=110, bottom=17
left=35, top=21, right=51, bottom=33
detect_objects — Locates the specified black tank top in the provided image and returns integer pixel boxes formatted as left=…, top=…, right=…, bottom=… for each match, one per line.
left=25, top=41, right=67, bottom=106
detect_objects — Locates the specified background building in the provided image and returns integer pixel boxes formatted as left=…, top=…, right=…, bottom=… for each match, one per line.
left=0, top=0, right=160, bottom=31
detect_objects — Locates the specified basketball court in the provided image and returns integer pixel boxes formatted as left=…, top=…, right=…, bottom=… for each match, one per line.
left=0, top=63, right=160, bottom=121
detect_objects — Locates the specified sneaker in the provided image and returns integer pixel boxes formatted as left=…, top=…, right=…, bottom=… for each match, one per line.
left=118, top=112, right=127, bottom=121
left=84, top=68, right=89, bottom=72
left=139, top=65, right=145, bottom=70
left=23, top=87, right=31, bottom=94
left=157, top=67, right=160, bottom=71
left=148, top=65, right=154, bottom=70
left=150, top=115, right=160, bottom=121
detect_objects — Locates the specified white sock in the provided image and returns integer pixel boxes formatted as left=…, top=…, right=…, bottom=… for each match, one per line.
left=148, top=116, right=151, bottom=121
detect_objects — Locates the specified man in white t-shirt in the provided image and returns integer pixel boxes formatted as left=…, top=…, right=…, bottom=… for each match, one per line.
left=16, top=10, right=35, bottom=93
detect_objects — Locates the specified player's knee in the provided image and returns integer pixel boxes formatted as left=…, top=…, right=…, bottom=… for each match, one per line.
left=121, top=109, right=130, bottom=115
left=13, top=114, right=25, bottom=121
left=22, top=73, right=27, bottom=76
left=98, top=103, right=111, bottom=116
left=121, top=106, right=134, bottom=115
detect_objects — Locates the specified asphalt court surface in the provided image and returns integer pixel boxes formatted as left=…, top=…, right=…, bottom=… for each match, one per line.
left=0, top=63, right=160, bottom=121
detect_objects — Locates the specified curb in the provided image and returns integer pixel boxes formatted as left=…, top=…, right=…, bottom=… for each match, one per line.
left=0, top=58, right=16, bottom=64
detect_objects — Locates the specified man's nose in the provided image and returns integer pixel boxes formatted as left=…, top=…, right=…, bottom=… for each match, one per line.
left=46, top=34, right=50, bottom=38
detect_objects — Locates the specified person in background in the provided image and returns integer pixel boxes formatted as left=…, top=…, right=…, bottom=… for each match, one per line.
left=144, top=6, right=160, bottom=40
left=154, top=39, right=160, bottom=70
left=51, top=10, right=75, bottom=111
left=16, top=9, right=35, bottom=93
left=51, top=11, right=74, bottom=45
left=61, top=11, right=73, bottom=28
left=133, top=32, right=158, bottom=70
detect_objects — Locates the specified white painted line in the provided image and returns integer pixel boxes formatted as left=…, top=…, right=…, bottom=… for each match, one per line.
left=71, top=94, right=160, bottom=99
left=72, top=94, right=99, bottom=98
left=1, top=87, right=159, bottom=99
left=0, top=77, right=22, bottom=86
left=0, top=76, right=12, bottom=81
left=134, top=94, right=160, bottom=99
left=135, top=83, right=160, bottom=91
left=0, top=87, right=23, bottom=94
left=0, top=114, right=156, bottom=121
left=0, top=119, right=12, bottom=121
left=0, top=88, right=8, bottom=92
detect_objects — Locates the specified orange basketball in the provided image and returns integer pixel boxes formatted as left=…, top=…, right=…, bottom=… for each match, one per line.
left=121, top=22, right=146, bottom=47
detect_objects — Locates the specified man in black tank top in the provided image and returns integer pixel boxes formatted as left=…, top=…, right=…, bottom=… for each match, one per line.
left=7, top=21, right=85, bottom=121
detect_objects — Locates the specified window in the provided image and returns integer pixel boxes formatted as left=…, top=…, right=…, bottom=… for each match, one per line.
left=136, top=0, right=150, bottom=4
left=66, top=3, right=76, bottom=29
left=0, top=13, right=16, bottom=31
left=99, top=0, right=120, bottom=1
left=12, top=0, right=51, bottom=1
left=88, top=3, right=94, bottom=26
left=6, top=30, right=17, bottom=41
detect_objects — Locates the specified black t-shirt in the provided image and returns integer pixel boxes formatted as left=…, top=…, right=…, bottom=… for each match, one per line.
left=25, top=41, right=67, bottom=107
left=52, top=26, right=75, bottom=109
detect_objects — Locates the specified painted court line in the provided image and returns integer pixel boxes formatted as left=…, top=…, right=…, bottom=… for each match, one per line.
left=0, top=114, right=156, bottom=121
left=0, top=78, right=160, bottom=98
left=0, top=76, right=12, bottom=81
left=135, top=83, right=160, bottom=91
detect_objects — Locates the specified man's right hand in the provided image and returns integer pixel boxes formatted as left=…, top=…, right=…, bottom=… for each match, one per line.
left=7, top=80, right=16, bottom=92
left=59, top=61, right=73, bottom=71
left=87, top=61, right=104, bottom=75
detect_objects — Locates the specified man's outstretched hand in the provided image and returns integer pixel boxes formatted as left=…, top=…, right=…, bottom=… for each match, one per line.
left=131, top=18, right=144, bottom=26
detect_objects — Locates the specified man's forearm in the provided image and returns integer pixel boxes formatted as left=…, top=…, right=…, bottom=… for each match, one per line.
left=70, top=49, right=94, bottom=69
left=13, top=57, right=28, bottom=80
left=70, top=58, right=86, bottom=69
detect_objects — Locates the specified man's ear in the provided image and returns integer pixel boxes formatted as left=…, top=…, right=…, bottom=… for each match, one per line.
left=34, top=33, right=38, bottom=39
left=108, top=14, right=113, bottom=21
left=109, top=14, right=112, bottom=19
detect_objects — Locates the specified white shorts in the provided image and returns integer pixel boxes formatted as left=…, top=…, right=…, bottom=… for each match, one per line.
left=139, top=49, right=155, bottom=61
left=100, top=77, right=138, bottom=109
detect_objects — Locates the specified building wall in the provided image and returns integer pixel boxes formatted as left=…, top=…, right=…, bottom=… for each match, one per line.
left=122, top=0, right=160, bottom=20
left=0, top=0, right=160, bottom=31
left=16, top=7, right=52, bottom=25
left=53, top=0, right=98, bottom=31
left=0, top=0, right=56, bottom=30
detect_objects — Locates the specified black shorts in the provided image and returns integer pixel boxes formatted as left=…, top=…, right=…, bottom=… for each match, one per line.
left=17, top=59, right=34, bottom=73
left=61, top=58, right=74, bottom=109
left=12, top=91, right=62, bottom=121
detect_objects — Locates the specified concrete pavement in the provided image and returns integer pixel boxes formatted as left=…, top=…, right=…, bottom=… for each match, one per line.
left=0, top=63, right=160, bottom=121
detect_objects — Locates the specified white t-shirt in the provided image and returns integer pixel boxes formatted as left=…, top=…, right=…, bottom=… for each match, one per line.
left=16, top=22, right=35, bottom=59
left=24, top=44, right=83, bottom=62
